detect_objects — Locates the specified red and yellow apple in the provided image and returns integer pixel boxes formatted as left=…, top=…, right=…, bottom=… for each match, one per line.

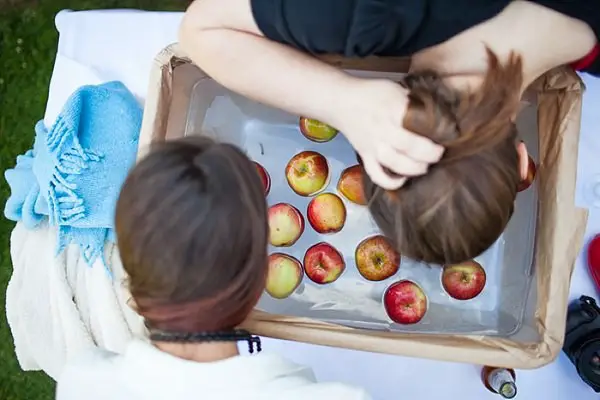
left=268, top=203, right=305, bottom=247
left=517, top=156, right=537, bottom=192
left=307, top=193, right=346, bottom=234
left=285, top=151, right=330, bottom=196
left=337, top=165, right=367, bottom=205
left=299, top=117, right=338, bottom=143
left=266, top=253, right=303, bottom=299
left=355, top=235, right=400, bottom=281
left=383, top=280, right=428, bottom=325
left=254, top=161, right=271, bottom=196
left=303, top=242, right=345, bottom=284
left=442, top=260, right=487, bottom=300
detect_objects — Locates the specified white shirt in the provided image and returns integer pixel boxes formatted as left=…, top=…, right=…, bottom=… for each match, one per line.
left=56, top=339, right=372, bottom=400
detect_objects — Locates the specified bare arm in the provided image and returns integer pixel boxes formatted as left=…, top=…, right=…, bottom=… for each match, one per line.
left=178, top=0, right=443, bottom=189
left=179, top=0, right=362, bottom=129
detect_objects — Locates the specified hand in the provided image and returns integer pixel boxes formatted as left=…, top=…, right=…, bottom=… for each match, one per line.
left=332, top=78, right=444, bottom=190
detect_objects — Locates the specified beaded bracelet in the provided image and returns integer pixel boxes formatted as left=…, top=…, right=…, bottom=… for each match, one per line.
left=149, top=328, right=262, bottom=354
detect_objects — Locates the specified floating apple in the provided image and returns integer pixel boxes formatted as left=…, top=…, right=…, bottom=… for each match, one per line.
left=299, top=117, right=338, bottom=143
left=303, top=242, right=345, bottom=284
left=285, top=151, right=330, bottom=196
left=383, top=280, right=428, bottom=325
left=266, top=253, right=303, bottom=299
left=337, top=165, right=367, bottom=205
left=355, top=235, right=400, bottom=281
left=307, top=193, right=346, bottom=234
left=254, top=161, right=271, bottom=195
left=517, top=156, right=536, bottom=192
left=268, top=203, right=305, bottom=247
left=442, top=260, right=487, bottom=300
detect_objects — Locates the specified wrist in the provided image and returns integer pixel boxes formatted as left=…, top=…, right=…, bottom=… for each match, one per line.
left=329, top=78, right=408, bottom=137
left=322, top=75, right=365, bottom=133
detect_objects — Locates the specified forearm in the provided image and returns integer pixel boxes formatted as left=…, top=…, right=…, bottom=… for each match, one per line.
left=179, top=2, right=359, bottom=128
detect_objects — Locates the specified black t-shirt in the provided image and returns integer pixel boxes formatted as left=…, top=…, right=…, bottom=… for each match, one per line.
left=251, top=0, right=600, bottom=77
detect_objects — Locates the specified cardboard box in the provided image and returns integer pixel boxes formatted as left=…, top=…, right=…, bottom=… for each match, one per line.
left=139, top=44, right=588, bottom=369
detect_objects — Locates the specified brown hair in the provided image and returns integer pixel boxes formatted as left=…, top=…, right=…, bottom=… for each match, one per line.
left=115, top=136, right=268, bottom=332
left=364, top=49, right=523, bottom=265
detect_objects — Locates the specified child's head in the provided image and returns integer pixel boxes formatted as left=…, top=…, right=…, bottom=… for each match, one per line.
left=116, top=136, right=268, bottom=333
left=364, top=50, right=527, bottom=265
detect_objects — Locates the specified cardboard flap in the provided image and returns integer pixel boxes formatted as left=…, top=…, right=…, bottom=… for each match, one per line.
left=139, top=43, right=191, bottom=160
left=529, top=67, right=589, bottom=362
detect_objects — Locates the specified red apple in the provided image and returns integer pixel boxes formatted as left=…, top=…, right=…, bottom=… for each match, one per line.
left=299, top=117, right=338, bottom=143
left=307, top=193, right=346, bottom=234
left=383, top=280, right=428, bottom=325
left=337, top=165, right=367, bottom=205
left=254, top=161, right=271, bottom=196
left=303, top=242, right=345, bottom=284
left=587, top=234, right=600, bottom=289
left=517, top=156, right=536, bottom=192
left=268, top=203, right=305, bottom=247
left=355, top=235, right=400, bottom=281
left=285, top=151, right=329, bottom=196
left=442, top=260, right=487, bottom=300
left=266, top=253, right=303, bottom=299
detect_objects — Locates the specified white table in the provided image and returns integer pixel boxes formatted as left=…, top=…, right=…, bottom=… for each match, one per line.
left=48, top=9, right=600, bottom=399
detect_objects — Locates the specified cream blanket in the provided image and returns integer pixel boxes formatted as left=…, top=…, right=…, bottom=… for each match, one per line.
left=5, top=222, right=145, bottom=380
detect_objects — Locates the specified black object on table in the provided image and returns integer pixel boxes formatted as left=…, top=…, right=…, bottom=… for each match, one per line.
left=563, top=295, right=600, bottom=392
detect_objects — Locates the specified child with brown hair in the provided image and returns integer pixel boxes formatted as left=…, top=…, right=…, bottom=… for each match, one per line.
left=364, top=49, right=528, bottom=265
left=56, top=136, right=371, bottom=399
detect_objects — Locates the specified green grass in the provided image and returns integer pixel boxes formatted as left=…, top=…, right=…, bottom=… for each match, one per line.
left=0, top=1, right=185, bottom=399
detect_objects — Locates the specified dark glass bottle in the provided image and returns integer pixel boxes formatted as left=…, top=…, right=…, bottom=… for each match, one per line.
left=482, top=366, right=517, bottom=399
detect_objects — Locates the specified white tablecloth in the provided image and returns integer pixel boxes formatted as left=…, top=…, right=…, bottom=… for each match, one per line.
left=46, top=9, right=600, bottom=399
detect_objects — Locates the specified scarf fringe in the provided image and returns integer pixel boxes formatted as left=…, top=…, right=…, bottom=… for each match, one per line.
left=44, top=118, right=104, bottom=226
left=55, top=226, right=113, bottom=276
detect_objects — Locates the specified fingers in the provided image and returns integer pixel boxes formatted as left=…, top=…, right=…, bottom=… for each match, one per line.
left=376, top=146, right=429, bottom=177
left=387, top=128, right=444, bottom=163
left=362, top=156, right=407, bottom=191
left=362, top=141, right=434, bottom=190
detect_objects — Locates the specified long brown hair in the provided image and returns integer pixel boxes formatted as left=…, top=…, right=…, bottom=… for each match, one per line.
left=364, top=49, right=523, bottom=265
left=115, top=136, right=268, bottom=332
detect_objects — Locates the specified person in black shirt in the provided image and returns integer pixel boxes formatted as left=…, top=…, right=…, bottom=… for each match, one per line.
left=179, top=0, right=598, bottom=191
